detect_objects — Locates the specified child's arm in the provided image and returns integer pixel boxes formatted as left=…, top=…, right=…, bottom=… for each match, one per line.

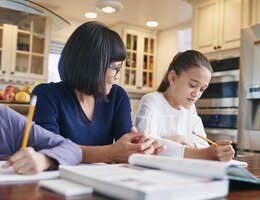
left=163, top=135, right=195, bottom=148
left=0, top=105, right=82, bottom=173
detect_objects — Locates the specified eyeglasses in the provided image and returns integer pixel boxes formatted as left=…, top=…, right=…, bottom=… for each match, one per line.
left=109, top=62, right=123, bottom=77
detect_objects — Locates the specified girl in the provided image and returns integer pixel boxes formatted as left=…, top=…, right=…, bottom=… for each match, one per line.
left=0, top=105, right=82, bottom=174
left=135, top=50, right=234, bottom=161
left=32, top=21, right=164, bottom=164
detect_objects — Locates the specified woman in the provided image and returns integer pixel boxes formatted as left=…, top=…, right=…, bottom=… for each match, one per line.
left=32, top=21, right=163, bottom=163
left=0, top=105, right=82, bottom=174
left=135, top=50, right=235, bottom=161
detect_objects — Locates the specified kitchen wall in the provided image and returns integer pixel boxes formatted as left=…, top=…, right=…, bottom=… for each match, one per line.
left=156, top=22, right=191, bottom=87
left=50, top=20, right=81, bottom=42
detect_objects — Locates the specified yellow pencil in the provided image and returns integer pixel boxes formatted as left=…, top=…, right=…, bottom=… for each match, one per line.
left=192, top=131, right=218, bottom=147
left=21, top=95, right=37, bottom=149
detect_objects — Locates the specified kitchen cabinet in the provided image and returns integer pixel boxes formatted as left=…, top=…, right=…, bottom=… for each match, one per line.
left=192, top=0, right=242, bottom=54
left=112, top=25, right=157, bottom=93
left=251, top=0, right=260, bottom=25
left=0, top=7, right=50, bottom=83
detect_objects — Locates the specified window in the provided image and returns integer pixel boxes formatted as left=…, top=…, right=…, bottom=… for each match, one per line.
left=178, top=28, right=192, bottom=52
left=48, top=53, right=61, bottom=82
left=48, top=41, right=64, bottom=82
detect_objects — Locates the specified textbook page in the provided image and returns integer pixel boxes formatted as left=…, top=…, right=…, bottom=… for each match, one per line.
left=0, top=161, right=59, bottom=184
left=128, top=154, right=260, bottom=184
left=128, top=154, right=227, bottom=178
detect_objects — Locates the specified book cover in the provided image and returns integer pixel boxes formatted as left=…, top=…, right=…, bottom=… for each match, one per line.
left=59, top=162, right=228, bottom=200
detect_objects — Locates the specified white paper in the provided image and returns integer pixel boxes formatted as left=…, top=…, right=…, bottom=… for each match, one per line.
left=39, top=179, right=93, bottom=196
left=0, top=161, right=59, bottom=184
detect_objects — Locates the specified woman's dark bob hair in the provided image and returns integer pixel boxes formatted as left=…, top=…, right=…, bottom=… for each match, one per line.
left=58, top=21, right=126, bottom=99
left=157, top=50, right=213, bottom=92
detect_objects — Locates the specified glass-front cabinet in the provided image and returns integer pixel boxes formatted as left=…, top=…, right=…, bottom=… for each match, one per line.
left=0, top=7, right=49, bottom=82
left=0, top=25, right=3, bottom=74
left=122, top=29, right=156, bottom=92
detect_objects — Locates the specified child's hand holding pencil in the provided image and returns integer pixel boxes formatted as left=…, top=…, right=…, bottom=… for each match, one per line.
left=1, top=96, right=55, bottom=174
left=192, top=131, right=235, bottom=161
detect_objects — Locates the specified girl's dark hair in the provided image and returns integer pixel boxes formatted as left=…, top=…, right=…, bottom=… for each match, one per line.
left=58, top=21, right=126, bottom=100
left=157, top=50, right=213, bottom=92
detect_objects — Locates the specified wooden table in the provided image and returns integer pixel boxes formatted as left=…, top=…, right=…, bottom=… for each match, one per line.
left=0, top=155, right=260, bottom=200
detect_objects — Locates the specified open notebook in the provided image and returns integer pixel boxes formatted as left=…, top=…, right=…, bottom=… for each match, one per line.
left=0, top=161, right=59, bottom=184
left=58, top=162, right=229, bottom=200
left=129, top=154, right=260, bottom=184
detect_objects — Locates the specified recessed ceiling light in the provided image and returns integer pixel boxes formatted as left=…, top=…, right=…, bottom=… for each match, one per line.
left=102, top=6, right=116, bottom=13
left=85, top=12, right=97, bottom=19
left=146, top=21, right=159, bottom=27
left=96, top=0, right=123, bottom=13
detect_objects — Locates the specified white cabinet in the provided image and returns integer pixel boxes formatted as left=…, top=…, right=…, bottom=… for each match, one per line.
left=251, top=0, right=260, bottom=25
left=192, top=0, right=242, bottom=53
left=0, top=7, right=50, bottom=83
left=112, top=25, right=157, bottom=93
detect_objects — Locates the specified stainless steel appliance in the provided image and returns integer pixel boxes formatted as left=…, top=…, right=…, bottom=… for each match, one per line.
left=239, top=24, right=260, bottom=151
left=196, top=57, right=239, bottom=143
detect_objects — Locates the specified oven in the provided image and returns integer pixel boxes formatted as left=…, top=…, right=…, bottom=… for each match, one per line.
left=196, top=57, right=239, bottom=143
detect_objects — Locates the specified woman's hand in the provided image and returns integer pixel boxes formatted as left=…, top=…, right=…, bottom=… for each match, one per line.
left=110, top=130, right=166, bottom=163
left=2, top=147, right=55, bottom=174
left=131, top=127, right=166, bottom=155
left=164, top=134, right=195, bottom=148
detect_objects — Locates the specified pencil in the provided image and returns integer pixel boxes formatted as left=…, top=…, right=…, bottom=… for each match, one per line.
left=21, top=95, right=37, bottom=149
left=192, top=131, right=218, bottom=147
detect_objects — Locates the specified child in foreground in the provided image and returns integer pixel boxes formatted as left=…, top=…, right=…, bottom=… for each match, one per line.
left=0, top=105, right=82, bottom=174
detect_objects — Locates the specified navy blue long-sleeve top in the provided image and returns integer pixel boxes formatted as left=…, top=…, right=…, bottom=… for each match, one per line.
left=32, top=82, right=132, bottom=146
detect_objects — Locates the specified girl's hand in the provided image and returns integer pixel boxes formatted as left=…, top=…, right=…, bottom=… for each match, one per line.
left=206, top=140, right=235, bottom=161
left=3, top=147, right=55, bottom=174
left=215, top=140, right=235, bottom=161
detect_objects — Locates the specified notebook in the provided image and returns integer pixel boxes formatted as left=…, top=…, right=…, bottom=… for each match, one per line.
left=128, top=154, right=259, bottom=184
left=58, top=162, right=229, bottom=200
left=0, top=161, right=59, bottom=184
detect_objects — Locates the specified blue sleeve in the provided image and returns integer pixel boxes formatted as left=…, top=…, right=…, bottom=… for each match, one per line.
left=112, top=86, right=132, bottom=140
left=0, top=105, right=82, bottom=165
left=32, top=84, right=60, bottom=135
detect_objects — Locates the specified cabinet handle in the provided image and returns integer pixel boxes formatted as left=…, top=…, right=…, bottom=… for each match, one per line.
left=217, top=45, right=221, bottom=49
left=213, top=46, right=217, bottom=50
left=2, top=70, right=5, bottom=74
left=11, top=71, right=14, bottom=75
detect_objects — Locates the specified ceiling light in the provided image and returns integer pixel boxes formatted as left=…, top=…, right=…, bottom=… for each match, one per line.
left=85, top=12, right=97, bottom=18
left=102, top=6, right=116, bottom=13
left=146, top=21, right=159, bottom=27
left=96, top=0, right=123, bottom=13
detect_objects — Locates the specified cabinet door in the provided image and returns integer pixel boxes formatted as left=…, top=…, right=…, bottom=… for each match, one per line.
left=219, top=0, right=241, bottom=50
left=0, top=25, right=4, bottom=77
left=1, top=24, right=17, bottom=79
left=142, top=36, right=155, bottom=90
left=252, top=0, right=260, bottom=25
left=13, top=17, right=46, bottom=79
left=123, top=31, right=139, bottom=90
left=192, top=0, right=219, bottom=53
left=0, top=7, right=48, bottom=82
